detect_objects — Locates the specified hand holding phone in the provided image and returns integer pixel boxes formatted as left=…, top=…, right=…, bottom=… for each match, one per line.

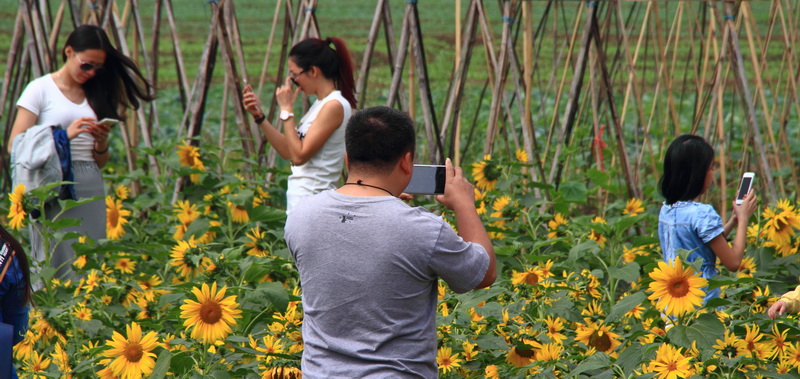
left=736, top=172, right=755, bottom=205
left=404, top=164, right=446, bottom=195
left=96, top=118, right=119, bottom=127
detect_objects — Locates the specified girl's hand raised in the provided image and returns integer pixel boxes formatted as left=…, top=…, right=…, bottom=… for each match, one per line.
left=732, top=191, right=758, bottom=224
left=242, top=84, right=263, bottom=118
left=275, top=77, right=300, bottom=111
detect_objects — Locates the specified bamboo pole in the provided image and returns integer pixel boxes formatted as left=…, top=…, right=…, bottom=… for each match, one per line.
left=548, top=1, right=596, bottom=188
left=257, top=0, right=282, bottom=98
left=356, top=0, right=388, bottom=107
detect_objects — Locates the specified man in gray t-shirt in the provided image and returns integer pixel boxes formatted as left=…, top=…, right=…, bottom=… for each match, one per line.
left=285, top=106, right=496, bottom=378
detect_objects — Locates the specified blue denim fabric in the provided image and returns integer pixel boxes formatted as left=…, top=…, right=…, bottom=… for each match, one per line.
left=0, top=257, right=29, bottom=379
left=658, top=201, right=725, bottom=302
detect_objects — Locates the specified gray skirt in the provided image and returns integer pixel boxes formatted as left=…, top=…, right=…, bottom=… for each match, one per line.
left=30, top=161, right=106, bottom=281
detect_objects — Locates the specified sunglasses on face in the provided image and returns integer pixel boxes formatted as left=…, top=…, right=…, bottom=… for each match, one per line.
left=76, top=55, right=104, bottom=73
left=290, top=70, right=306, bottom=86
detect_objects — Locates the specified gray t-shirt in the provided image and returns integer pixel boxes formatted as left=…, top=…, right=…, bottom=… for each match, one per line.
left=284, top=190, right=490, bottom=378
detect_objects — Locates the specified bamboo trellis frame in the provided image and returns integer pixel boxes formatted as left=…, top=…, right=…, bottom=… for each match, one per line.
left=2, top=0, right=799, bottom=211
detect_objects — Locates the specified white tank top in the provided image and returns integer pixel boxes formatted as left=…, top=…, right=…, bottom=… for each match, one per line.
left=286, top=90, right=352, bottom=213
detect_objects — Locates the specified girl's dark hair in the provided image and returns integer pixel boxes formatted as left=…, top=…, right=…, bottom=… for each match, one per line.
left=0, top=224, right=31, bottom=305
left=62, top=25, right=155, bottom=120
left=290, top=37, right=357, bottom=109
left=659, top=134, right=715, bottom=205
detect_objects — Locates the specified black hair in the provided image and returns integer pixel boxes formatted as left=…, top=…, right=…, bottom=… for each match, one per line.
left=62, top=25, right=155, bottom=120
left=659, top=134, right=715, bottom=205
left=0, top=224, right=31, bottom=306
left=290, top=37, right=357, bottom=109
left=345, top=106, right=415, bottom=175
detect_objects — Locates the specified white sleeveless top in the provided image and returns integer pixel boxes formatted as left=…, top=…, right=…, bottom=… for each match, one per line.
left=16, top=74, right=97, bottom=161
left=286, top=90, right=352, bottom=213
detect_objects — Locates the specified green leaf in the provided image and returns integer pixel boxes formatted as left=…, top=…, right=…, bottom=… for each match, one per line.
left=586, top=168, right=611, bottom=190
left=474, top=334, right=508, bottom=351
left=258, top=281, right=289, bottom=313
left=185, top=218, right=210, bottom=240
left=567, top=241, right=599, bottom=264
left=666, top=313, right=725, bottom=350
left=456, top=287, right=504, bottom=309
left=614, top=343, right=645, bottom=377
left=606, top=292, right=646, bottom=323
left=249, top=206, right=287, bottom=224
left=150, top=349, right=172, bottom=379
left=608, top=262, right=640, bottom=283
left=566, top=353, right=611, bottom=378
left=243, top=262, right=272, bottom=283
left=558, top=181, right=588, bottom=203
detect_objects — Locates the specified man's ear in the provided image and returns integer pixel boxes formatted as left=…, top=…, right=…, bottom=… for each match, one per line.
left=399, top=152, right=413, bottom=175
left=344, top=152, right=350, bottom=170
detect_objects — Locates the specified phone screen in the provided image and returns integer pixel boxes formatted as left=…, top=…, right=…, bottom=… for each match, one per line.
left=737, top=177, right=752, bottom=200
left=404, top=165, right=446, bottom=195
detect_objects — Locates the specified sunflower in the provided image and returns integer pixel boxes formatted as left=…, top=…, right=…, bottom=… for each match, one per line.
left=177, top=140, right=206, bottom=183
left=103, top=321, right=159, bottom=379
left=73, top=305, right=92, bottom=321
left=536, top=342, right=563, bottom=361
left=623, top=198, right=645, bottom=216
left=106, top=196, right=131, bottom=240
left=7, top=183, right=27, bottom=230
left=180, top=282, right=242, bottom=343
left=543, top=316, right=566, bottom=343
left=762, top=199, right=800, bottom=246
left=474, top=188, right=487, bottom=215
left=645, top=343, right=692, bottom=379
left=506, top=339, right=539, bottom=367
left=115, top=185, right=130, bottom=200
left=472, top=154, right=502, bottom=191
left=766, top=324, right=788, bottom=358
left=115, top=258, right=136, bottom=274
left=245, top=226, right=271, bottom=257
left=581, top=300, right=605, bottom=317
left=485, top=365, right=501, bottom=379
left=170, top=239, right=202, bottom=278
left=51, top=342, right=71, bottom=373
left=647, top=256, right=707, bottom=317
left=228, top=201, right=249, bottom=223
left=515, top=149, right=529, bottom=163
left=712, top=330, right=740, bottom=359
left=488, top=195, right=513, bottom=240
left=734, top=324, right=773, bottom=359
left=23, top=350, right=51, bottom=378
left=174, top=200, right=201, bottom=225
left=250, top=334, right=285, bottom=362
left=575, top=321, right=621, bottom=354
left=511, top=267, right=542, bottom=286
left=435, top=346, right=462, bottom=374
left=261, top=366, right=302, bottom=379
left=462, top=341, right=478, bottom=361
left=73, top=255, right=88, bottom=269
left=547, top=213, right=568, bottom=239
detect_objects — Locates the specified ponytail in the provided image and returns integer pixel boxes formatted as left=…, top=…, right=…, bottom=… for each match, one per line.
left=290, top=37, right=357, bottom=109
left=326, top=37, right=357, bottom=109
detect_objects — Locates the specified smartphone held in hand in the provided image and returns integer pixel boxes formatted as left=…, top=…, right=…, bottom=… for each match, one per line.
left=736, top=172, right=755, bottom=205
left=405, top=164, right=446, bottom=195
left=97, top=118, right=119, bottom=127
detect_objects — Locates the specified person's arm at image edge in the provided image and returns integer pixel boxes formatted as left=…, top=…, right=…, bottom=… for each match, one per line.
left=437, top=158, right=496, bottom=289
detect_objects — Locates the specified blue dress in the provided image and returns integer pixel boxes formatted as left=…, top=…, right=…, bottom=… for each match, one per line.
left=0, top=243, right=28, bottom=379
left=658, top=201, right=725, bottom=302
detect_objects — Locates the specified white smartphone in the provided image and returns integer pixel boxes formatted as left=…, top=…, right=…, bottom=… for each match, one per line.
left=736, top=172, right=755, bottom=205
left=97, top=118, right=119, bottom=127
left=404, top=164, right=446, bottom=195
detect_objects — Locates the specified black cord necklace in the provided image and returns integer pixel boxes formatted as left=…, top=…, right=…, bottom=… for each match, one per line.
left=343, top=180, right=394, bottom=197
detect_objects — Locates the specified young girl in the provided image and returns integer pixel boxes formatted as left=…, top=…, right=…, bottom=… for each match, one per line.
left=658, top=135, right=758, bottom=302
left=9, top=25, right=154, bottom=280
left=0, top=223, right=32, bottom=378
left=242, top=37, right=356, bottom=214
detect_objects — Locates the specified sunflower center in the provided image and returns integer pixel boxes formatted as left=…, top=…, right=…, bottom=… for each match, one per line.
left=776, top=218, right=788, bottom=231
left=485, top=162, right=502, bottom=181
left=200, top=301, right=223, bottom=323
left=124, top=343, right=144, bottom=362
left=440, top=357, right=452, bottom=366
left=667, top=277, right=689, bottom=297
left=516, top=346, right=535, bottom=358
left=109, top=209, right=120, bottom=227
left=589, top=331, right=612, bottom=352
left=666, top=362, right=677, bottom=372
left=525, top=272, right=539, bottom=285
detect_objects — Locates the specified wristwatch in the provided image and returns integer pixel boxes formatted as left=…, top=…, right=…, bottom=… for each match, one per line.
left=279, top=110, right=295, bottom=121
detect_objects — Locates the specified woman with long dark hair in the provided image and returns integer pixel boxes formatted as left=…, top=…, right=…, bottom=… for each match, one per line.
left=243, top=37, right=356, bottom=214
left=0, top=223, right=32, bottom=378
left=8, top=25, right=154, bottom=279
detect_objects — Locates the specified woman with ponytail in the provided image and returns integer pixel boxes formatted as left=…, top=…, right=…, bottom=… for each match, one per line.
left=243, top=37, right=356, bottom=214
left=8, top=25, right=154, bottom=279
